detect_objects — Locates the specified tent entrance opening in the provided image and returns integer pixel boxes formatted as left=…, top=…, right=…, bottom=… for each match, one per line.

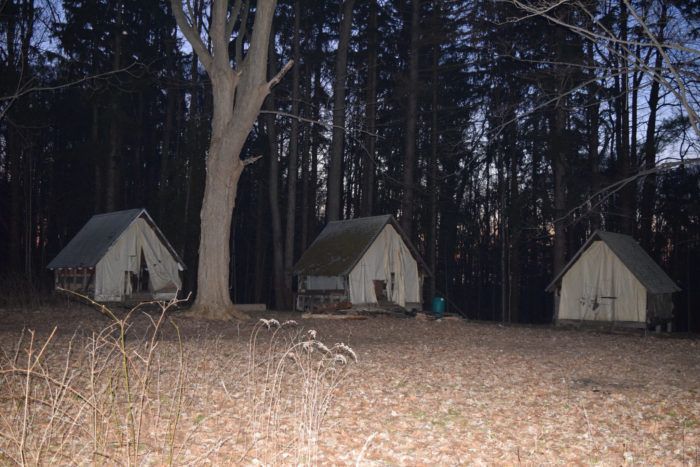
left=137, top=250, right=150, bottom=292
left=125, top=249, right=152, bottom=300
left=373, top=280, right=387, bottom=301
left=373, top=276, right=397, bottom=305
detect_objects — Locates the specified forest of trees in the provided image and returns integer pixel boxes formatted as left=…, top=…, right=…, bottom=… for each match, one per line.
left=1, top=0, right=699, bottom=330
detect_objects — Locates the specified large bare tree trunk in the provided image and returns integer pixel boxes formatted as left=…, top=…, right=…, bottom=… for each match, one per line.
left=361, top=0, right=378, bottom=218
left=283, top=0, right=301, bottom=304
left=172, top=0, right=290, bottom=319
left=105, top=1, right=123, bottom=212
left=4, top=2, right=20, bottom=272
left=426, top=0, right=439, bottom=302
left=640, top=4, right=667, bottom=250
left=6, top=0, right=35, bottom=275
left=586, top=40, right=602, bottom=231
left=132, top=93, right=145, bottom=205
left=326, top=0, right=355, bottom=222
left=498, top=158, right=507, bottom=322
left=617, top=1, right=634, bottom=235
left=159, top=31, right=177, bottom=220
left=303, top=58, right=322, bottom=248
left=253, top=178, right=268, bottom=303
left=8, top=124, right=22, bottom=272
left=300, top=62, right=311, bottom=250
left=551, top=105, right=567, bottom=280
left=105, top=117, right=121, bottom=212
left=400, top=0, right=420, bottom=238
left=507, top=126, right=520, bottom=323
left=549, top=12, right=569, bottom=286
left=266, top=84, right=288, bottom=310
left=91, top=102, right=102, bottom=213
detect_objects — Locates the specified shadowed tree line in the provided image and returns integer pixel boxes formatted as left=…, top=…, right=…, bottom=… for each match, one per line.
left=1, top=0, right=699, bottom=330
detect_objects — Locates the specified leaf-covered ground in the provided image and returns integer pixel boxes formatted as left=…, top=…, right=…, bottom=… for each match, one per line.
left=1, top=306, right=698, bottom=465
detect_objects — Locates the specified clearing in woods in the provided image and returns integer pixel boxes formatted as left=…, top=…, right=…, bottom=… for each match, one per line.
left=0, top=305, right=698, bottom=464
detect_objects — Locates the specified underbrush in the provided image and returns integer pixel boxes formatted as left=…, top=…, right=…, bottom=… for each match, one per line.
left=0, top=276, right=61, bottom=310
left=244, top=319, right=357, bottom=464
left=0, top=297, right=356, bottom=465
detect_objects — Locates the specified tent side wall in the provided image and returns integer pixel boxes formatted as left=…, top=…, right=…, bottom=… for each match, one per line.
left=94, top=218, right=182, bottom=302
left=95, top=232, right=130, bottom=301
left=295, top=276, right=349, bottom=311
left=348, top=224, right=421, bottom=307
left=558, top=241, right=647, bottom=325
left=53, top=267, right=95, bottom=296
left=305, top=276, right=346, bottom=290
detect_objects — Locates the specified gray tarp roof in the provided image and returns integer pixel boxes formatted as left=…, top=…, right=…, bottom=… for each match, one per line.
left=546, top=230, right=680, bottom=294
left=293, top=215, right=430, bottom=277
left=47, top=208, right=185, bottom=269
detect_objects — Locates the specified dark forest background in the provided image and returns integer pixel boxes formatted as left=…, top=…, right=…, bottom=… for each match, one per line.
left=1, top=0, right=699, bottom=330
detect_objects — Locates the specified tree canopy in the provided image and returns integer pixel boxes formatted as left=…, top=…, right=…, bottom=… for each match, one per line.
left=1, top=0, right=698, bottom=330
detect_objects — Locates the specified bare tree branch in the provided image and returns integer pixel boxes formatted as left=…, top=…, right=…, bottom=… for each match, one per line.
left=507, top=0, right=700, bottom=139
left=266, top=59, right=293, bottom=91
left=225, top=0, right=244, bottom=44
left=552, top=158, right=700, bottom=231
left=235, top=0, right=250, bottom=68
left=171, top=0, right=213, bottom=71
left=0, top=61, right=144, bottom=122
left=210, top=0, right=230, bottom=67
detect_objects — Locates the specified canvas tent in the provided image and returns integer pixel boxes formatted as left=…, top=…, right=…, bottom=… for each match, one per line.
left=546, top=230, right=680, bottom=327
left=47, top=208, right=185, bottom=302
left=293, top=215, right=430, bottom=311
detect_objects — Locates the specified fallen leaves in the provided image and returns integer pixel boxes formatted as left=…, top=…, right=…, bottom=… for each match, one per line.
left=0, top=308, right=698, bottom=464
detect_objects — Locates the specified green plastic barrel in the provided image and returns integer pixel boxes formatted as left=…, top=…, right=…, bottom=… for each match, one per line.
left=432, top=296, right=446, bottom=318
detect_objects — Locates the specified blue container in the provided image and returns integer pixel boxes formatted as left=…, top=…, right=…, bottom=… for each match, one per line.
left=432, top=296, right=446, bottom=318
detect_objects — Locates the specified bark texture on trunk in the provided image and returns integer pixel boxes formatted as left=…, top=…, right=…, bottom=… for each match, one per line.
left=300, top=62, right=311, bottom=250
left=92, top=102, right=102, bottom=213
left=361, top=0, right=378, bottom=218
left=180, top=41, right=201, bottom=286
left=549, top=12, right=569, bottom=289
left=507, top=130, right=520, bottom=323
left=283, top=0, right=301, bottom=303
left=427, top=1, right=439, bottom=302
left=253, top=178, right=268, bottom=303
left=640, top=4, right=667, bottom=250
left=617, top=0, right=634, bottom=235
left=266, top=88, right=289, bottom=310
left=171, top=0, right=289, bottom=319
left=326, top=0, right=355, bottom=222
left=8, top=123, right=22, bottom=272
left=6, top=0, right=36, bottom=276
left=586, top=40, right=602, bottom=231
left=400, top=0, right=420, bottom=238
left=105, top=2, right=123, bottom=213
left=551, top=105, right=567, bottom=280
left=159, top=52, right=177, bottom=220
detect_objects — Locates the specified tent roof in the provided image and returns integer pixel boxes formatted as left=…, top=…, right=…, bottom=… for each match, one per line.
left=293, top=215, right=430, bottom=277
left=545, top=230, right=680, bottom=294
left=47, top=208, right=185, bottom=269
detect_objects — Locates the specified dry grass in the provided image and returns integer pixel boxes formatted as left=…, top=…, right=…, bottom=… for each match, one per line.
left=0, top=301, right=356, bottom=465
left=0, top=305, right=698, bottom=465
left=0, top=297, right=187, bottom=465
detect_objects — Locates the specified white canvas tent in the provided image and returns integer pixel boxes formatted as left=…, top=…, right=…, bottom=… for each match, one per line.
left=48, top=209, right=185, bottom=302
left=546, top=231, right=680, bottom=327
left=293, top=215, right=430, bottom=311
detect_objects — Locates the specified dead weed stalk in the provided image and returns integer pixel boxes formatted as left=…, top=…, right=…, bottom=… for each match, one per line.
left=0, top=292, right=189, bottom=466
left=244, top=318, right=357, bottom=465
left=1, top=298, right=359, bottom=465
